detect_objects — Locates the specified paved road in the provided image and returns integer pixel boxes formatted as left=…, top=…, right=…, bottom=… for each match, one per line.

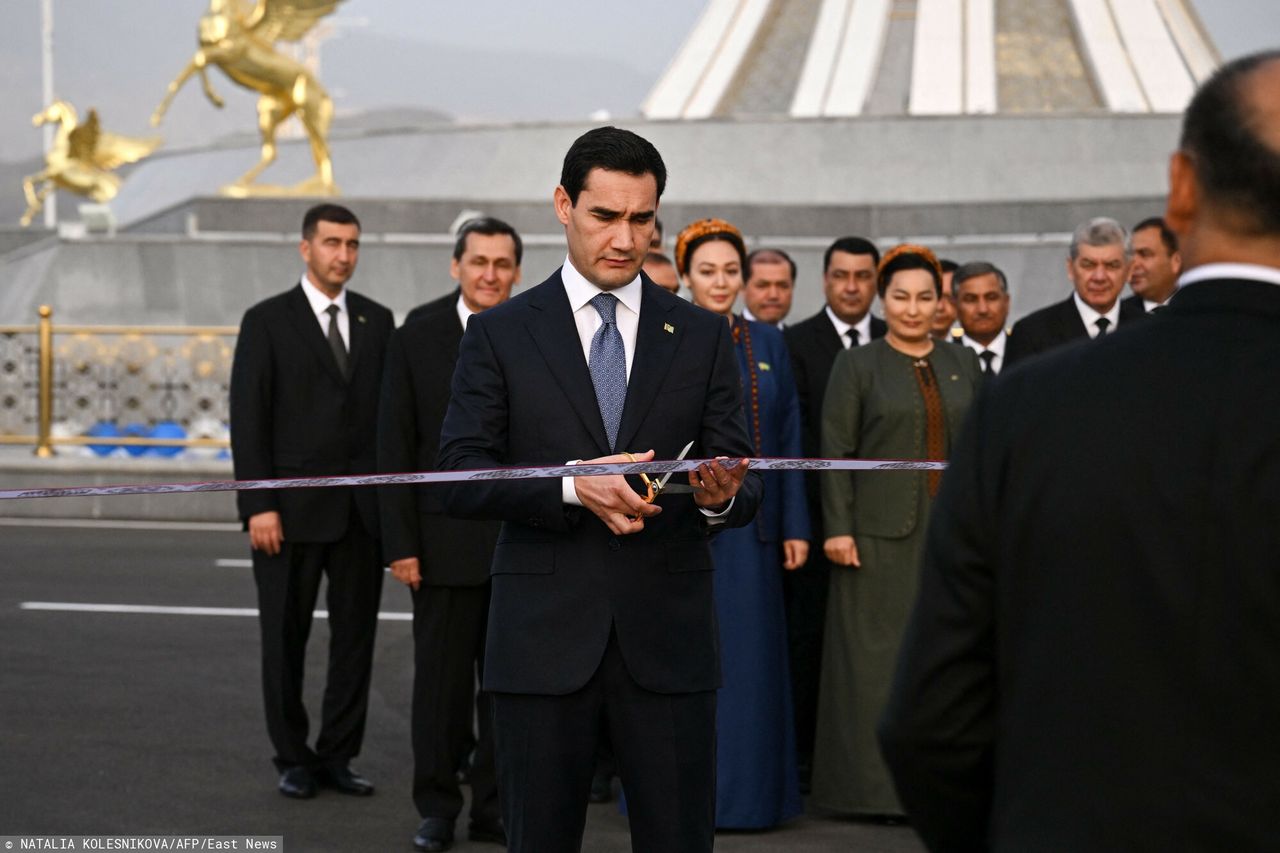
left=0, top=521, right=924, bottom=852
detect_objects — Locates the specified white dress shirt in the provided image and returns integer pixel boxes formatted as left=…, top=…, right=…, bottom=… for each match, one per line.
left=455, top=293, right=477, bottom=332
left=826, top=306, right=873, bottom=348
left=558, top=256, right=729, bottom=518
left=300, top=274, right=349, bottom=348
left=1073, top=291, right=1121, bottom=338
left=562, top=255, right=642, bottom=379
left=961, top=332, right=1007, bottom=375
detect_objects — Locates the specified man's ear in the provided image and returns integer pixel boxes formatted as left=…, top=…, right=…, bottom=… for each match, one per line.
left=553, top=185, right=572, bottom=227
left=1165, top=150, right=1197, bottom=239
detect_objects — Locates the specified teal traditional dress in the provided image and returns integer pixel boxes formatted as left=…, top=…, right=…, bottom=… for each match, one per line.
left=812, top=338, right=981, bottom=815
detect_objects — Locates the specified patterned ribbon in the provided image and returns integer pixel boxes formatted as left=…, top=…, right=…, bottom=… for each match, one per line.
left=0, top=457, right=947, bottom=501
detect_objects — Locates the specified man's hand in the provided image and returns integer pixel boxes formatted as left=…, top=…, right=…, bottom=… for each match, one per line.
left=691, top=457, right=749, bottom=512
left=574, top=450, right=662, bottom=536
left=248, top=511, right=284, bottom=556
left=783, top=539, right=809, bottom=571
left=391, top=557, right=422, bottom=591
left=824, top=535, right=860, bottom=568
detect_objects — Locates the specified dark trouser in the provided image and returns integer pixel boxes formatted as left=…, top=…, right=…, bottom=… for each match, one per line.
left=252, top=516, right=382, bottom=772
left=783, top=552, right=830, bottom=768
left=411, top=582, right=499, bottom=824
left=492, top=630, right=716, bottom=853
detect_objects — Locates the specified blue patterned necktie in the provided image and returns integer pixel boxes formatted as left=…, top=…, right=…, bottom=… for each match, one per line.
left=588, top=292, right=627, bottom=451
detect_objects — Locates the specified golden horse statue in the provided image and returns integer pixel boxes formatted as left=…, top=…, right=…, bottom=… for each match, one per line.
left=151, top=0, right=345, bottom=197
left=20, top=100, right=161, bottom=228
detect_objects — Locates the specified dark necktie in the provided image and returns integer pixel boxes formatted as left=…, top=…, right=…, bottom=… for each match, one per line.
left=979, top=350, right=997, bottom=374
left=1095, top=317, right=1111, bottom=339
left=845, top=328, right=860, bottom=348
left=589, top=293, right=627, bottom=451
left=326, top=304, right=349, bottom=377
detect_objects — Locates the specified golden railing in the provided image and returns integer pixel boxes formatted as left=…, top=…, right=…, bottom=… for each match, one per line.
left=0, top=306, right=237, bottom=457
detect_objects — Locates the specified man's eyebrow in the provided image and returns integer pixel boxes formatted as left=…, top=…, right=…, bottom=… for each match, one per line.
left=587, top=206, right=656, bottom=221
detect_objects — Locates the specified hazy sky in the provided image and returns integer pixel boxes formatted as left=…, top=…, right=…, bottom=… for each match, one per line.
left=0, top=0, right=1276, bottom=163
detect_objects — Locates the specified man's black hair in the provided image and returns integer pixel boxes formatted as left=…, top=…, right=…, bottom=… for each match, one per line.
left=747, top=248, right=797, bottom=283
left=824, top=236, right=880, bottom=273
left=1180, top=50, right=1280, bottom=235
left=1132, top=216, right=1180, bottom=255
left=560, top=127, right=667, bottom=205
left=302, top=203, right=360, bottom=240
left=453, top=216, right=523, bottom=265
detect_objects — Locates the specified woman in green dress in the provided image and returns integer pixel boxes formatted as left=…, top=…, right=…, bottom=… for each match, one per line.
left=812, top=244, right=983, bottom=817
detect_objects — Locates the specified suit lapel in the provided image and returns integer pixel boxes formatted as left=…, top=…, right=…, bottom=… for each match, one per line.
left=526, top=274, right=612, bottom=454
left=616, top=283, right=679, bottom=451
left=1057, top=297, right=1089, bottom=340
left=345, top=292, right=366, bottom=381
left=284, top=285, right=347, bottom=386
left=819, top=313, right=844, bottom=361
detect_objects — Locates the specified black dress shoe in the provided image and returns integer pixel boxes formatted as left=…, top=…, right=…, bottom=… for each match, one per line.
left=588, top=771, right=614, bottom=804
left=318, top=765, right=374, bottom=796
left=468, top=818, right=506, bottom=845
left=278, top=766, right=317, bottom=799
left=413, top=817, right=455, bottom=852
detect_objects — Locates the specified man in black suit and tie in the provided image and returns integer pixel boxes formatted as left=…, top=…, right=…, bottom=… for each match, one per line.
left=378, top=216, right=522, bottom=851
left=879, top=50, right=1280, bottom=851
left=230, top=203, right=394, bottom=800
left=953, top=261, right=1011, bottom=375
left=1123, top=215, right=1183, bottom=313
left=438, top=126, right=761, bottom=853
left=1004, top=216, right=1146, bottom=367
left=782, top=234, right=883, bottom=788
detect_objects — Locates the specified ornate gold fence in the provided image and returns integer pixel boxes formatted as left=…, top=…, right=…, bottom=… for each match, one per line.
left=0, top=306, right=236, bottom=457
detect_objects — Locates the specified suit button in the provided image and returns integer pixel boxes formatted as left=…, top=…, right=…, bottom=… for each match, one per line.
left=528, top=517, right=542, bottom=527
left=608, top=537, right=621, bottom=552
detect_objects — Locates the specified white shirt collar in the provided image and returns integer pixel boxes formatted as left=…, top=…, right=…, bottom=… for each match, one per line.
left=1072, top=290, right=1120, bottom=333
left=961, top=332, right=1006, bottom=356
left=300, top=273, right=347, bottom=316
left=561, top=255, right=643, bottom=317
left=455, top=292, right=476, bottom=330
left=825, top=305, right=872, bottom=345
left=1178, top=263, right=1280, bottom=288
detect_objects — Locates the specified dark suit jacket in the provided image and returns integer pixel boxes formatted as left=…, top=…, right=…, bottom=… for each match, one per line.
left=1004, top=294, right=1146, bottom=367
left=230, top=283, right=394, bottom=542
left=377, top=290, right=500, bottom=586
left=437, top=270, right=762, bottom=696
left=1121, top=292, right=1148, bottom=315
left=879, top=278, right=1280, bottom=852
left=784, top=308, right=886, bottom=540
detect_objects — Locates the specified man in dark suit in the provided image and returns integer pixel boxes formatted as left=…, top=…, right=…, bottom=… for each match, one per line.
left=378, top=216, right=522, bottom=851
left=230, top=203, right=394, bottom=800
left=782, top=234, right=883, bottom=789
left=953, top=261, right=1011, bottom=375
left=438, top=126, right=761, bottom=853
left=879, top=50, right=1280, bottom=851
left=1004, top=216, right=1146, bottom=367
left=1123, top=215, right=1183, bottom=313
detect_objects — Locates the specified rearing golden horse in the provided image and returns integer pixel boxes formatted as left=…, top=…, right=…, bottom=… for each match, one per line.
left=151, top=0, right=344, bottom=197
left=20, top=100, right=161, bottom=227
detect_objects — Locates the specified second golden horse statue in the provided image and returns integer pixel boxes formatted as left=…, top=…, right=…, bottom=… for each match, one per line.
left=151, top=0, right=345, bottom=197
left=21, top=101, right=161, bottom=227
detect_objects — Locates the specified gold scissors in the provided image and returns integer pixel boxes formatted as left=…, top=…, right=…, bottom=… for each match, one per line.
left=626, top=440, right=695, bottom=503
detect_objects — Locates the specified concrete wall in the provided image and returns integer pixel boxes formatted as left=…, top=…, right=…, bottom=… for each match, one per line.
left=0, top=227, right=1077, bottom=328
left=107, top=114, right=1181, bottom=226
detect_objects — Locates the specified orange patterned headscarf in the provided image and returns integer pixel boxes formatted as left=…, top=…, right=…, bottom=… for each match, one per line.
left=674, top=218, right=745, bottom=275
left=877, top=243, right=943, bottom=292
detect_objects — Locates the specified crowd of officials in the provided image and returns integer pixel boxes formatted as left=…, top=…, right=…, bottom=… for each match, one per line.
left=228, top=50, right=1279, bottom=853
